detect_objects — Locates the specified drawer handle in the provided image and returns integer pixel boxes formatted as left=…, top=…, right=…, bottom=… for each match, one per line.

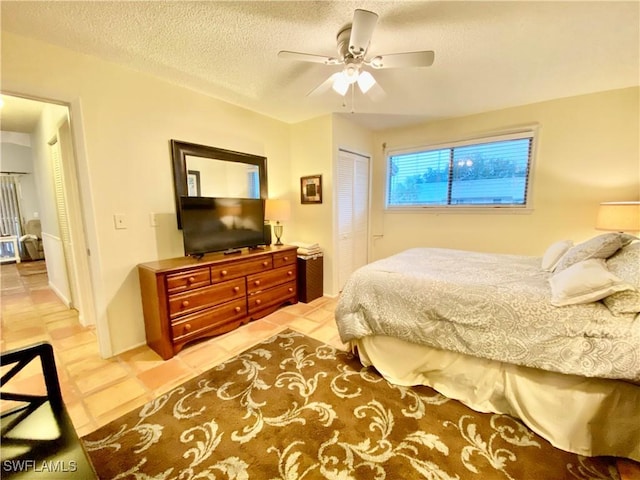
left=234, top=306, right=241, bottom=313
left=184, top=323, right=192, bottom=332
left=255, top=299, right=262, bottom=306
left=182, top=300, right=190, bottom=308
left=284, top=256, right=289, bottom=261
left=254, top=280, right=261, bottom=286
left=262, top=261, right=269, bottom=267
left=288, top=287, right=294, bottom=293
left=221, top=270, right=228, bottom=276
left=188, top=276, right=195, bottom=284
left=233, top=286, right=240, bottom=292
left=287, top=270, right=293, bottom=276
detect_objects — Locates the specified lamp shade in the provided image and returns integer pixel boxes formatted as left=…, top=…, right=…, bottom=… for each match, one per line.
left=332, top=73, right=350, bottom=96
left=357, top=71, right=376, bottom=93
left=596, top=201, right=640, bottom=232
left=265, top=199, right=291, bottom=222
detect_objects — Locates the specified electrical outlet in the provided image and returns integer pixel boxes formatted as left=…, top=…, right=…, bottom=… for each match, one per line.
left=149, top=213, right=157, bottom=227
left=113, top=214, right=127, bottom=229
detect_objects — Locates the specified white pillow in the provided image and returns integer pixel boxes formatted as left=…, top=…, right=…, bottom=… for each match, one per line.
left=554, top=233, right=636, bottom=272
left=603, top=242, right=640, bottom=314
left=549, top=258, right=633, bottom=307
left=541, top=240, right=573, bottom=272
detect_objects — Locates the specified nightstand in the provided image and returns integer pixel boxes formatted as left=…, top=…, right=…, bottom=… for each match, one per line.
left=297, top=254, right=323, bottom=303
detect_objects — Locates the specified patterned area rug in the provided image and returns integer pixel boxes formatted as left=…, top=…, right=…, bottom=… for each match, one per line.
left=82, top=330, right=619, bottom=479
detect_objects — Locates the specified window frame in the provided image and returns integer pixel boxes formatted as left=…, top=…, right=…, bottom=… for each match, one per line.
left=384, top=126, right=539, bottom=214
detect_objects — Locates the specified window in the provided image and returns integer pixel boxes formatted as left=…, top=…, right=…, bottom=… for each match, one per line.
left=386, top=129, right=536, bottom=210
left=247, top=165, right=260, bottom=199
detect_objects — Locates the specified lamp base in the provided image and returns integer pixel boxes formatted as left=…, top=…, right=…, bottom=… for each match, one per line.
left=273, top=224, right=284, bottom=246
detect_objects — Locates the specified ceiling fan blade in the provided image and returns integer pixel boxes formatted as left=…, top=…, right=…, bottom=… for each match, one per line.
left=366, top=82, right=386, bottom=102
left=278, top=51, right=341, bottom=65
left=306, top=73, right=340, bottom=96
left=368, top=51, right=435, bottom=69
left=349, top=9, right=378, bottom=57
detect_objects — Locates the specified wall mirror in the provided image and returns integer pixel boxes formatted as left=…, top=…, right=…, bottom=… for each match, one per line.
left=171, top=140, right=268, bottom=228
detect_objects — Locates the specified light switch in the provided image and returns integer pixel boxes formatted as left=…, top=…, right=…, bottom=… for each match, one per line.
left=113, top=214, right=127, bottom=229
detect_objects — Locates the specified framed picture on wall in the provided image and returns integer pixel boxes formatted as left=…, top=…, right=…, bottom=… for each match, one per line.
left=300, top=175, right=322, bottom=204
left=187, top=170, right=201, bottom=196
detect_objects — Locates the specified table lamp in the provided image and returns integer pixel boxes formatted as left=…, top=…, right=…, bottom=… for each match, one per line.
left=265, top=199, right=291, bottom=245
left=596, top=201, right=640, bottom=233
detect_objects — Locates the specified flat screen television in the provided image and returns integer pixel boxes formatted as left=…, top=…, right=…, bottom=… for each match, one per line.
left=179, top=196, right=265, bottom=256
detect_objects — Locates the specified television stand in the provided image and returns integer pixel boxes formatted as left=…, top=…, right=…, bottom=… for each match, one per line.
left=138, top=245, right=298, bottom=359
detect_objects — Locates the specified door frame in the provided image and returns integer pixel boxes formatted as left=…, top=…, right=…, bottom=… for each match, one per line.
left=2, top=89, right=111, bottom=358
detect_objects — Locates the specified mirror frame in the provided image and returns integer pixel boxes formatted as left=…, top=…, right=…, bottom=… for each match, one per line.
left=170, top=140, right=268, bottom=228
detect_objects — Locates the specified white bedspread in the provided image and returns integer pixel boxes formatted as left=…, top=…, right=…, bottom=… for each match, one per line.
left=335, top=248, right=640, bottom=382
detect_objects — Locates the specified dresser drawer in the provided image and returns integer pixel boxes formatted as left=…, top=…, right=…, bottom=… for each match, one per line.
left=166, top=267, right=210, bottom=294
left=211, top=256, right=273, bottom=283
left=248, top=280, right=296, bottom=314
left=169, top=279, right=246, bottom=319
left=273, top=250, right=296, bottom=268
left=171, top=298, right=247, bottom=343
left=139, top=246, right=298, bottom=360
left=247, top=265, right=296, bottom=294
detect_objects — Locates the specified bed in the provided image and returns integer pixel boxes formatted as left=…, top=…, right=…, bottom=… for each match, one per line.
left=335, top=233, right=640, bottom=461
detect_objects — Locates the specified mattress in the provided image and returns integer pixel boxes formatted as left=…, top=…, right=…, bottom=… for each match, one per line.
left=336, top=247, right=640, bottom=381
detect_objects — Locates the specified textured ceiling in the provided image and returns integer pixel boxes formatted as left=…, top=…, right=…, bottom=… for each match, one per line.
left=1, top=1, right=639, bottom=131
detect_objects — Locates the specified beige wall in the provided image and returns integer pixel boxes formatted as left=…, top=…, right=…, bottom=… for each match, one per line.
left=370, top=87, right=640, bottom=260
left=289, top=115, right=333, bottom=292
left=288, top=114, right=374, bottom=296
left=2, top=32, right=293, bottom=355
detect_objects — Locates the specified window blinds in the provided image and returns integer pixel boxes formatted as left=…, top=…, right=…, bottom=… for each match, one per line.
left=387, top=131, right=535, bottom=208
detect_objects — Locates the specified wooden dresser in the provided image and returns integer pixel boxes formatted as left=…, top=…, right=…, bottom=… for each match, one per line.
left=138, top=245, right=297, bottom=359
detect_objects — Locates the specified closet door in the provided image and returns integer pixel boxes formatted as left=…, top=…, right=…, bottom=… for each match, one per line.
left=50, top=137, right=77, bottom=308
left=336, top=149, right=370, bottom=291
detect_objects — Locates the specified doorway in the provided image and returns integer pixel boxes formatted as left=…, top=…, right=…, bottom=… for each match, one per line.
left=0, top=93, right=96, bottom=329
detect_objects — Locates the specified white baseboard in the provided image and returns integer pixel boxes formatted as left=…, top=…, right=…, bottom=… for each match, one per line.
left=48, top=281, right=72, bottom=308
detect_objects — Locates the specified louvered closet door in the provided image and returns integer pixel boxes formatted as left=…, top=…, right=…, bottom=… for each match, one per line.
left=51, top=138, right=77, bottom=308
left=337, top=149, right=370, bottom=291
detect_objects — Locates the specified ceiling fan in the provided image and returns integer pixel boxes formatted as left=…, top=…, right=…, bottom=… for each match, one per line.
left=278, top=9, right=435, bottom=98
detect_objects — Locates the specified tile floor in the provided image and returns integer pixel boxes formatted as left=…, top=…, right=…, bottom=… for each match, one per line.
left=1, top=261, right=639, bottom=479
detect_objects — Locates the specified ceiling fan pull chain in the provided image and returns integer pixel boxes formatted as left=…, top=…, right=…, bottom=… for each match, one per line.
left=350, top=83, right=356, bottom=114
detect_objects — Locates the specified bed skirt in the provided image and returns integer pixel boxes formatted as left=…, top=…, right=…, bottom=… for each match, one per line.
left=353, top=335, right=640, bottom=461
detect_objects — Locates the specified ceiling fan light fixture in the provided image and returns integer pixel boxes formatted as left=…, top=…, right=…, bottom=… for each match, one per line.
left=332, top=74, right=350, bottom=96
left=278, top=9, right=435, bottom=101
left=357, top=71, right=376, bottom=93
left=340, top=57, right=361, bottom=84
